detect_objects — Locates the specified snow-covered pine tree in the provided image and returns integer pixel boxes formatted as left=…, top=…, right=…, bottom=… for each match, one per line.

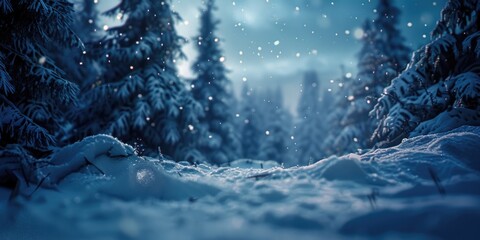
left=375, top=0, right=411, bottom=73
left=50, top=0, right=101, bottom=88
left=191, top=0, right=240, bottom=165
left=74, top=0, right=204, bottom=162
left=257, top=87, right=293, bottom=165
left=331, top=0, right=410, bottom=154
left=294, top=71, right=325, bottom=165
left=332, top=22, right=378, bottom=154
left=0, top=0, right=80, bottom=153
left=74, top=0, right=100, bottom=42
left=49, top=0, right=102, bottom=142
left=239, top=83, right=263, bottom=159
left=330, top=21, right=384, bottom=153
left=371, top=0, right=480, bottom=147
left=320, top=66, right=351, bottom=156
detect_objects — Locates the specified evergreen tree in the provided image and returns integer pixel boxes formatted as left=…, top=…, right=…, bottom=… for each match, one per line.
left=372, top=0, right=480, bottom=147
left=74, top=0, right=100, bottom=42
left=375, top=0, right=411, bottom=73
left=52, top=0, right=101, bottom=88
left=313, top=73, right=334, bottom=157
left=74, top=0, right=103, bottom=90
left=330, top=0, right=410, bottom=154
left=50, top=0, right=102, bottom=142
left=191, top=0, right=240, bottom=165
left=257, top=87, right=294, bottom=165
left=74, top=0, right=204, bottom=162
left=294, top=71, right=325, bottom=165
left=239, top=83, right=262, bottom=159
left=321, top=66, right=351, bottom=156
left=330, top=21, right=384, bottom=153
left=0, top=0, right=80, bottom=152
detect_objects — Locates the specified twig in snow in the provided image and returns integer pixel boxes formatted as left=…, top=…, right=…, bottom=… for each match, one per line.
left=367, top=188, right=379, bottom=209
left=84, top=157, right=105, bottom=175
left=20, top=165, right=29, bottom=187
left=246, top=172, right=271, bottom=180
left=27, top=173, right=51, bottom=198
left=428, top=167, right=446, bottom=196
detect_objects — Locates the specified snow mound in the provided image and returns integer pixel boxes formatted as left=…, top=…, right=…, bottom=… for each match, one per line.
left=1, top=126, right=480, bottom=239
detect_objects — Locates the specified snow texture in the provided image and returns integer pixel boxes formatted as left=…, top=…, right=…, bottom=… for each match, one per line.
left=1, top=126, right=480, bottom=239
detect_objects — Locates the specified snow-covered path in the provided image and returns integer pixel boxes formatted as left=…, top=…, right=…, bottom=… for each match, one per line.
left=1, top=126, right=480, bottom=240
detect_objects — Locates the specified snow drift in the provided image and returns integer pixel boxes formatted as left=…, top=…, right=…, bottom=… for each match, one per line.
left=1, top=126, right=480, bottom=239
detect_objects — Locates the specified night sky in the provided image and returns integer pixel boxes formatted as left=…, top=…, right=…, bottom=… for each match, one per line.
left=99, top=0, right=447, bottom=112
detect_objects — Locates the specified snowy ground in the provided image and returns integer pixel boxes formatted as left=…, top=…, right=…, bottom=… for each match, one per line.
left=1, top=126, right=480, bottom=240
